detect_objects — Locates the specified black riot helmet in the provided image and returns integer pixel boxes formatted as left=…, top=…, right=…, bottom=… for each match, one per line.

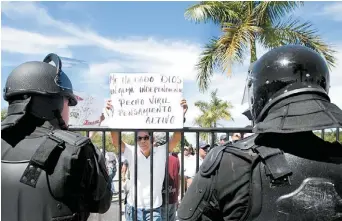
left=4, top=53, right=77, bottom=106
left=246, top=45, right=330, bottom=123
left=3, top=53, right=77, bottom=127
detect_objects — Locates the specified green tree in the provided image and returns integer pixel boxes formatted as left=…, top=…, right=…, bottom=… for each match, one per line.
left=87, top=132, right=135, bottom=154
left=194, top=89, right=233, bottom=143
left=1, top=109, right=7, bottom=121
left=185, top=1, right=336, bottom=91
left=90, top=132, right=115, bottom=152
left=314, top=130, right=342, bottom=143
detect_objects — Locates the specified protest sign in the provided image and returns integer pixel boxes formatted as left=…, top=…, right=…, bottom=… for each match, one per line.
left=108, top=73, right=184, bottom=129
left=68, top=92, right=103, bottom=126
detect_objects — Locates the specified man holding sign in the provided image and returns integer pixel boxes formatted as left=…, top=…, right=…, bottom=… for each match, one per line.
left=105, top=98, right=188, bottom=221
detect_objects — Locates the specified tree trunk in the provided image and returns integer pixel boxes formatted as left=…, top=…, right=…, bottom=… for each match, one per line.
left=250, top=39, right=257, bottom=64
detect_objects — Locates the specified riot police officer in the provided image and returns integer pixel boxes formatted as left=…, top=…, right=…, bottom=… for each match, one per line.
left=1, top=54, right=112, bottom=221
left=177, top=45, right=342, bottom=221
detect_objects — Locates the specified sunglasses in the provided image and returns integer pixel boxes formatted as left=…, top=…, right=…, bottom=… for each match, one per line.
left=138, top=136, right=150, bottom=141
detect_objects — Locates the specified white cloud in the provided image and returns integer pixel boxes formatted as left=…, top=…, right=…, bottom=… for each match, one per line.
left=2, top=2, right=202, bottom=82
left=328, top=48, right=342, bottom=109
left=1, top=27, right=88, bottom=57
left=320, top=2, right=342, bottom=22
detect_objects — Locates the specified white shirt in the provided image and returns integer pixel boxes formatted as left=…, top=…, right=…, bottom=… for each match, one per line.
left=105, top=152, right=116, bottom=171
left=123, top=143, right=166, bottom=209
left=185, top=156, right=204, bottom=178
left=178, top=154, right=195, bottom=174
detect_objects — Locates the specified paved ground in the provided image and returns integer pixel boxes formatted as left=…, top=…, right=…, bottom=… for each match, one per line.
left=87, top=180, right=181, bottom=221
left=88, top=194, right=126, bottom=221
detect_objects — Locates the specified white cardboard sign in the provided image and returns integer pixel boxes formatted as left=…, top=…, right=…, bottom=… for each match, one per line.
left=108, top=73, right=184, bottom=129
left=68, top=92, right=103, bottom=126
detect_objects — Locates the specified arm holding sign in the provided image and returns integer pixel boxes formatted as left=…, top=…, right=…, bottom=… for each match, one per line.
left=89, top=114, right=105, bottom=138
left=168, top=99, right=188, bottom=152
left=105, top=100, right=126, bottom=153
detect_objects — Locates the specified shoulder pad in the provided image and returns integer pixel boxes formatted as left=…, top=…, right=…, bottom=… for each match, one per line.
left=231, top=134, right=258, bottom=150
left=50, top=129, right=90, bottom=146
left=200, top=145, right=226, bottom=177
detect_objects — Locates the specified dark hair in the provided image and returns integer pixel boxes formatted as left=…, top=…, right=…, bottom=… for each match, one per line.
left=189, top=147, right=195, bottom=155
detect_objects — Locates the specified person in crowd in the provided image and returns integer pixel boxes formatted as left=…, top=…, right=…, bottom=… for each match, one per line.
left=106, top=99, right=188, bottom=221
left=106, top=151, right=117, bottom=193
left=184, top=141, right=209, bottom=188
left=178, top=145, right=196, bottom=193
left=231, top=133, right=242, bottom=142
left=219, top=134, right=229, bottom=145
left=161, top=153, right=180, bottom=221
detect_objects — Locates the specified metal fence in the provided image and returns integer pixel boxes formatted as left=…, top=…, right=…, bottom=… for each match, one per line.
left=69, top=126, right=341, bottom=221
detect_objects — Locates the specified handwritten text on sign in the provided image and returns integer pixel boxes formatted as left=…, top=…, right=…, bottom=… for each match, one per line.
left=109, top=73, right=184, bottom=129
left=68, top=92, right=103, bottom=126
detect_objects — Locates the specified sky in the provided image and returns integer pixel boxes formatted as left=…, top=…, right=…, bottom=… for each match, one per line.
left=2, top=1, right=342, bottom=146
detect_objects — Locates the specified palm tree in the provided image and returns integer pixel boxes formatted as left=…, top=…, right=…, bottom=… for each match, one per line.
left=1, top=109, right=7, bottom=121
left=185, top=1, right=336, bottom=91
left=194, top=89, right=233, bottom=143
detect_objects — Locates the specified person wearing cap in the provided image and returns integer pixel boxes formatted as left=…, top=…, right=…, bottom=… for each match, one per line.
left=178, top=45, right=342, bottom=220
left=184, top=141, right=210, bottom=188
left=219, top=134, right=229, bottom=145
left=1, top=54, right=112, bottom=221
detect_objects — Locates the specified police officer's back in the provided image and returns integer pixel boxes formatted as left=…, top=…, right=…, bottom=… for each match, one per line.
left=177, top=45, right=342, bottom=221
left=1, top=54, right=112, bottom=221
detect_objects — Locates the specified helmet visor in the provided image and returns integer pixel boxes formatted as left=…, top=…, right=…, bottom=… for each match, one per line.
left=45, top=55, right=89, bottom=106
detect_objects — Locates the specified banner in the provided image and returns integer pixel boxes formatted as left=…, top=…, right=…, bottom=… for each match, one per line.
left=68, top=92, right=104, bottom=126
left=108, top=73, right=184, bottom=129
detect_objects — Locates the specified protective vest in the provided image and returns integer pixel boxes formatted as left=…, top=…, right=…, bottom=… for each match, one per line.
left=246, top=139, right=342, bottom=220
left=1, top=125, right=96, bottom=221
left=177, top=134, right=342, bottom=221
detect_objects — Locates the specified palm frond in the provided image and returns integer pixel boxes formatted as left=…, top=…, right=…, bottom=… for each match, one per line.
left=260, top=18, right=336, bottom=68
left=219, top=16, right=262, bottom=75
left=210, top=89, right=219, bottom=100
left=254, top=1, right=303, bottom=25
left=196, top=38, right=222, bottom=92
left=194, top=101, right=210, bottom=114
left=184, top=1, right=242, bottom=24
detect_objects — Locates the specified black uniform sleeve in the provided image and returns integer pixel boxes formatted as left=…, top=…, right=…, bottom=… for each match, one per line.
left=83, top=144, right=113, bottom=214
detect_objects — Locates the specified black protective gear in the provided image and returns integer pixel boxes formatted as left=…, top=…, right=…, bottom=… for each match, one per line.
left=246, top=45, right=330, bottom=124
left=2, top=54, right=112, bottom=221
left=1, top=120, right=112, bottom=221
left=178, top=45, right=342, bottom=221
left=177, top=133, right=342, bottom=221
left=254, top=93, right=342, bottom=134
left=3, top=53, right=77, bottom=106
left=3, top=53, right=77, bottom=130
